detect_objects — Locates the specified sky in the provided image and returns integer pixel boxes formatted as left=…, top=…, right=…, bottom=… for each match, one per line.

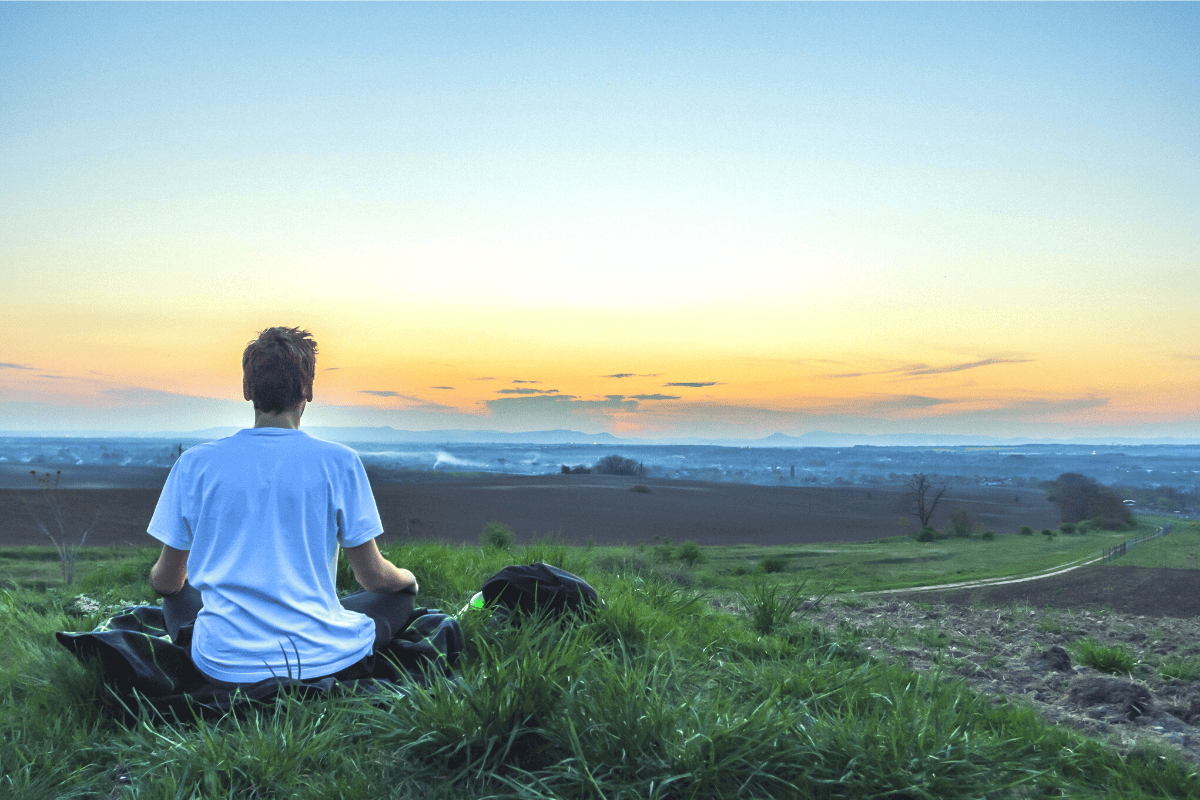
left=2, top=3, right=1198, bottom=442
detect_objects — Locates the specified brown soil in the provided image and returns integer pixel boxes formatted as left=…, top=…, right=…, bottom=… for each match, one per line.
left=0, top=472, right=1061, bottom=550
left=894, top=565, right=1200, bottom=619
left=799, top=570, right=1200, bottom=766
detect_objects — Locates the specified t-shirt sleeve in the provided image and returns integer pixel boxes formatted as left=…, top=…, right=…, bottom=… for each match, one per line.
left=336, top=453, right=385, bottom=548
left=147, top=458, right=194, bottom=550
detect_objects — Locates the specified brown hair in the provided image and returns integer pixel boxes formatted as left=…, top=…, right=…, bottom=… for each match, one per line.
left=242, top=327, right=318, bottom=414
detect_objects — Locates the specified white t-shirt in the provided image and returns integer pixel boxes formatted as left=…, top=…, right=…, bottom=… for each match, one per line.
left=147, top=428, right=384, bottom=684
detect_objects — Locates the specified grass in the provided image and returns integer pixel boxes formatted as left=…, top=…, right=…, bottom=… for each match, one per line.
left=1098, top=518, right=1200, bottom=570
left=1070, top=637, right=1139, bottom=675
left=2, top=529, right=1199, bottom=799
left=736, top=577, right=811, bottom=635
left=1156, top=656, right=1200, bottom=681
left=695, top=522, right=1150, bottom=594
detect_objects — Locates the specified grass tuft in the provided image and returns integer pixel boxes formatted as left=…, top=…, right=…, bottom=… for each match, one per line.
left=1070, top=637, right=1139, bottom=674
left=1156, top=656, right=1200, bottom=682
left=737, top=578, right=809, bottom=636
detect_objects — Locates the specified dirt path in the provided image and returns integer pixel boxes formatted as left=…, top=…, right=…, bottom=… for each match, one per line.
left=867, top=553, right=1106, bottom=596
left=867, top=526, right=1169, bottom=597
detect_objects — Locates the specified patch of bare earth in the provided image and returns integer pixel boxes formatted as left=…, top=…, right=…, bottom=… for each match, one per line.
left=797, top=567, right=1200, bottom=765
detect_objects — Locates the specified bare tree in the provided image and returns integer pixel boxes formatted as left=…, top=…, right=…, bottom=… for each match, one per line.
left=907, top=473, right=950, bottom=530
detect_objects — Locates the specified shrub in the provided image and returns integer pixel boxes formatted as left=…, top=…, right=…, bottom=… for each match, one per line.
left=946, top=507, right=975, bottom=538
left=1019, top=526, right=1034, bottom=536
left=676, top=540, right=705, bottom=567
left=481, top=520, right=515, bottom=551
left=1041, top=529, right=1054, bottom=539
left=629, top=484, right=652, bottom=494
left=1060, top=522, right=1077, bottom=535
left=760, top=555, right=789, bottom=574
left=593, top=455, right=646, bottom=477
left=652, top=535, right=673, bottom=564
left=981, top=530, right=996, bottom=541
left=916, top=527, right=937, bottom=543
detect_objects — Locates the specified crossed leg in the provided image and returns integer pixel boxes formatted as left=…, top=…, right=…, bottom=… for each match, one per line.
left=162, top=582, right=416, bottom=647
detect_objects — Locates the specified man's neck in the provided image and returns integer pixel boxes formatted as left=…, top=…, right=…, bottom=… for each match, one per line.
left=253, top=401, right=305, bottom=429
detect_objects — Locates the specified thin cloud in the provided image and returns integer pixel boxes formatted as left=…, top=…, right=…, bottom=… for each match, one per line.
left=1, top=363, right=33, bottom=370
left=324, top=367, right=339, bottom=371
left=632, top=394, right=680, bottom=401
left=496, top=388, right=560, bottom=395
left=1173, top=353, right=1200, bottom=361
left=486, top=394, right=634, bottom=418
left=604, top=373, right=662, bottom=379
left=474, top=377, right=497, bottom=381
left=790, top=358, right=853, bottom=368
left=38, top=374, right=67, bottom=380
left=512, top=379, right=541, bottom=384
left=396, top=401, right=462, bottom=413
left=963, top=395, right=1110, bottom=421
left=431, top=386, right=454, bottom=390
left=875, top=394, right=952, bottom=410
left=827, top=358, right=1030, bottom=380
left=665, top=381, right=720, bottom=388
left=359, top=390, right=443, bottom=406
left=904, top=358, right=1031, bottom=376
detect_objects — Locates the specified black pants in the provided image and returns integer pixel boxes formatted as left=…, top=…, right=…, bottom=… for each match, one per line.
left=162, top=581, right=416, bottom=681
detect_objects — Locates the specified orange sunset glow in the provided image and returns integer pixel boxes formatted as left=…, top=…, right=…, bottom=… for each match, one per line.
left=2, top=3, right=1197, bottom=442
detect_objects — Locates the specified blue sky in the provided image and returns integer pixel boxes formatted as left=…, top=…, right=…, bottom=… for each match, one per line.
left=2, top=3, right=1198, bottom=440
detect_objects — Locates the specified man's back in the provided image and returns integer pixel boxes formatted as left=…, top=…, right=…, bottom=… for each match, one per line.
left=149, top=428, right=383, bottom=683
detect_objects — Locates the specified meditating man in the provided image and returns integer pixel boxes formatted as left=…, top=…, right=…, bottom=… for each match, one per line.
left=147, top=326, right=418, bottom=687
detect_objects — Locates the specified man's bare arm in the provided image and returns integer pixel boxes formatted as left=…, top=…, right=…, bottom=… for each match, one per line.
left=150, top=545, right=189, bottom=595
left=344, top=539, right=418, bottom=594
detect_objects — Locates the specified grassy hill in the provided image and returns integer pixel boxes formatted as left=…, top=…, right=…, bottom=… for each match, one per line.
left=2, top=527, right=1198, bottom=799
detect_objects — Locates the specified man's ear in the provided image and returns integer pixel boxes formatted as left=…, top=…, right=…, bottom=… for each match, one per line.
left=243, top=375, right=253, bottom=402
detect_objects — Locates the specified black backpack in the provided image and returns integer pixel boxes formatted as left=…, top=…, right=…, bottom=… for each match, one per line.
left=480, top=563, right=600, bottom=619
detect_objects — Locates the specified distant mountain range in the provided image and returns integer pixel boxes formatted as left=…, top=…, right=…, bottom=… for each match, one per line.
left=2, top=426, right=1196, bottom=448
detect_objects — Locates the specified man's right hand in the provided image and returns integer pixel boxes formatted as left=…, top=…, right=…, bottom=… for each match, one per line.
left=344, top=539, right=418, bottom=594
left=150, top=544, right=189, bottom=596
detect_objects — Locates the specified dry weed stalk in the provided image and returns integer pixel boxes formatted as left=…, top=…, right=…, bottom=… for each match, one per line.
left=23, top=469, right=100, bottom=586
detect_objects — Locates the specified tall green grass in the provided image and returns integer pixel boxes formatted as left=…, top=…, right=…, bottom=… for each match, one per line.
left=1098, top=518, right=1200, bottom=570
left=1, top=538, right=1198, bottom=799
